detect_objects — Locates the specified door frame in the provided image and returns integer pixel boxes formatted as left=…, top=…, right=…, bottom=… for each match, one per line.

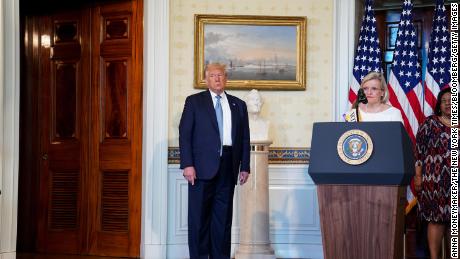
left=5, top=0, right=170, bottom=257
left=0, top=0, right=20, bottom=258
left=17, top=0, right=146, bottom=256
left=140, top=0, right=169, bottom=257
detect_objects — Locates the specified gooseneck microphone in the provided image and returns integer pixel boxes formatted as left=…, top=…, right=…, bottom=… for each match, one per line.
left=357, top=88, right=368, bottom=105
left=356, top=88, right=368, bottom=122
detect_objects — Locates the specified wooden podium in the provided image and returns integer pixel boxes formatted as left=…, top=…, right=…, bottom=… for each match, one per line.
left=309, top=122, right=414, bottom=259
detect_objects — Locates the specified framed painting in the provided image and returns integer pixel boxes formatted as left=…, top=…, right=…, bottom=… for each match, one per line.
left=194, top=15, right=307, bottom=90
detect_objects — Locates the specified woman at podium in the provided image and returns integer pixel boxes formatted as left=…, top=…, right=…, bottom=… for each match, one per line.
left=414, top=87, right=452, bottom=259
left=347, top=72, right=403, bottom=122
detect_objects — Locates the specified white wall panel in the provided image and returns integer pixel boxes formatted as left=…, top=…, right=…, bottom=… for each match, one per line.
left=167, top=173, right=188, bottom=244
left=269, top=166, right=322, bottom=245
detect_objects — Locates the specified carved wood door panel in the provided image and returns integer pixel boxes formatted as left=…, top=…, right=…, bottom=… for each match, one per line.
left=87, top=1, right=142, bottom=256
left=36, top=10, right=91, bottom=254
left=32, top=0, right=142, bottom=257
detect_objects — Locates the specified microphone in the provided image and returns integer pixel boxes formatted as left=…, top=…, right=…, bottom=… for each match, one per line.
left=356, top=88, right=368, bottom=122
left=357, top=88, right=368, bottom=104
left=344, top=89, right=369, bottom=122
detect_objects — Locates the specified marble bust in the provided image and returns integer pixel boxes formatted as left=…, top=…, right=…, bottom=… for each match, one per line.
left=245, top=89, right=270, bottom=141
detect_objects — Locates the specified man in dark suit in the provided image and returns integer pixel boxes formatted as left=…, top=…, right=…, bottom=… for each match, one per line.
left=179, top=63, right=250, bottom=259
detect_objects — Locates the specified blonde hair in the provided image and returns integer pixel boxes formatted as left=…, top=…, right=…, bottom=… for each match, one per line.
left=352, top=72, right=389, bottom=108
left=205, top=63, right=227, bottom=77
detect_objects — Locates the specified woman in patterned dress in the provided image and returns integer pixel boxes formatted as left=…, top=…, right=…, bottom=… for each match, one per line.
left=414, top=87, right=452, bottom=259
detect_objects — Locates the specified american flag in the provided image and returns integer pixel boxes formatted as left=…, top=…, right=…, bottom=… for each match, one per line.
left=387, top=0, right=424, bottom=142
left=348, top=0, right=382, bottom=106
left=424, top=0, right=451, bottom=116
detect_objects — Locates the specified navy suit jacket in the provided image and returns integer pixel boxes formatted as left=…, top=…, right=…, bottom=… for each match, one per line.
left=179, top=90, right=250, bottom=181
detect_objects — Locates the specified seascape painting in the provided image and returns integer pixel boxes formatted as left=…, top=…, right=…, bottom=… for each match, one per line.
left=204, top=25, right=297, bottom=81
left=194, top=15, right=307, bottom=90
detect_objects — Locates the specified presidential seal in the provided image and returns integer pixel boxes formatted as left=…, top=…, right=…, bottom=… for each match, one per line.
left=337, top=129, right=373, bottom=165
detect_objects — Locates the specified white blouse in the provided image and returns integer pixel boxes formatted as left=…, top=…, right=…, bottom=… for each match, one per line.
left=359, top=106, right=404, bottom=123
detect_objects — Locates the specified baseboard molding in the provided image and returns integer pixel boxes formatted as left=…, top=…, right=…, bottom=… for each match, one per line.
left=0, top=252, right=16, bottom=259
left=142, top=244, right=167, bottom=259
left=164, top=244, right=323, bottom=259
left=272, top=243, right=323, bottom=259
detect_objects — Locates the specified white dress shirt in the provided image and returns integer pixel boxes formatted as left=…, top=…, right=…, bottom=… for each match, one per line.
left=210, top=90, right=232, bottom=146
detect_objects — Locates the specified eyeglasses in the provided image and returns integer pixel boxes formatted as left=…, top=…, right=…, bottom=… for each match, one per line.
left=362, top=87, right=382, bottom=93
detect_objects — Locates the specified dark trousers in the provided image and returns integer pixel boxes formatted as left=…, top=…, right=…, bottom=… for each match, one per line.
left=188, top=148, right=235, bottom=259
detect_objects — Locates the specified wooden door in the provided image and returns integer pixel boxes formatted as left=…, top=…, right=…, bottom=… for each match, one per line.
left=20, top=0, right=143, bottom=257
left=87, top=1, right=143, bottom=256
left=36, top=10, right=91, bottom=254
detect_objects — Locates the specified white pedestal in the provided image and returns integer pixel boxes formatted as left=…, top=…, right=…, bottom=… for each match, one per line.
left=235, top=140, right=276, bottom=259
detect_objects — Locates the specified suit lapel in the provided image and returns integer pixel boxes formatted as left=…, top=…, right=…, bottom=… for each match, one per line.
left=202, top=90, right=219, bottom=133
left=227, top=93, right=238, bottom=142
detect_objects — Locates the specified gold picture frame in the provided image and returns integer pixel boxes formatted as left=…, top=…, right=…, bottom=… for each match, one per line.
left=194, top=14, right=307, bottom=90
